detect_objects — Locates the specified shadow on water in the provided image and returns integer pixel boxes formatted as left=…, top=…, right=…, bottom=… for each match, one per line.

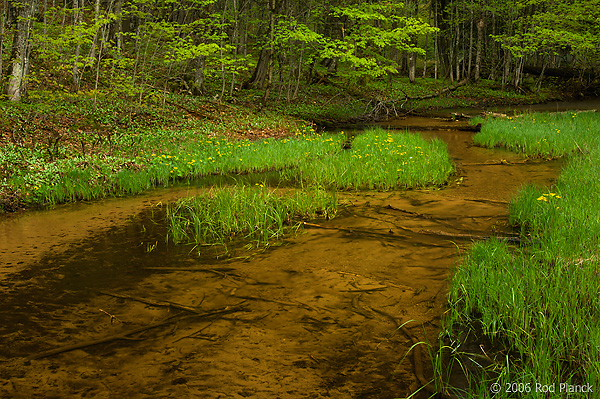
left=0, top=112, right=567, bottom=398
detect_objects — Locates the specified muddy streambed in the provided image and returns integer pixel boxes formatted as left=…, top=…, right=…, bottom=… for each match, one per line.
left=0, top=117, right=561, bottom=399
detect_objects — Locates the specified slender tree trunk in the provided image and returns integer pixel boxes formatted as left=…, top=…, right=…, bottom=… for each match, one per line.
left=408, top=51, right=416, bottom=83
left=502, top=48, right=511, bottom=89
left=193, top=55, right=206, bottom=95
left=72, top=0, right=83, bottom=90
left=229, top=0, right=239, bottom=96
left=219, top=0, right=228, bottom=101
left=115, top=0, right=123, bottom=51
left=423, top=3, right=432, bottom=78
left=88, top=0, right=101, bottom=64
left=6, top=0, right=36, bottom=102
left=292, top=42, right=304, bottom=99
left=474, top=17, right=483, bottom=81
left=467, top=0, right=473, bottom=78
left=535, top=58, right=546, bottom=91
left=0, top=0, right=6, bottom=80
left=262, top=0, right=276, bottom=104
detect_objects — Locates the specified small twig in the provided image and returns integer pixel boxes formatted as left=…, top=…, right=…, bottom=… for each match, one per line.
left=99, top=309, right=123, bottom=324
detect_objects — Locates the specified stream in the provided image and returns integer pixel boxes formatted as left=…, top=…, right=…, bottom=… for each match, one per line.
left=0, top=106, right=580, bottom=398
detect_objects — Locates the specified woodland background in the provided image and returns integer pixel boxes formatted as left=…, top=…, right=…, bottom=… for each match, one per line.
left=2, top=0, right=600, bottom=104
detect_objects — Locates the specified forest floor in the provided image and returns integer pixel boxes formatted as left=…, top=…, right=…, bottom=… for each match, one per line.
left=0, top=77, right=559, bottom=213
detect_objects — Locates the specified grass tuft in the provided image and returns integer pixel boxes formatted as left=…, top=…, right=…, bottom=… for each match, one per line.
left=165, top=186, right=337, bottom=249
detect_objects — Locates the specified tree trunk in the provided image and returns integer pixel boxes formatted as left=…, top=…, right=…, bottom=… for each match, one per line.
left=6, top=0, right=36, bottom=102
left=408, top=51, right=416, bottom=83
left=262, top=0, right=276, bottom=104
left=72, top=0, right=82, bottom=90
left=193, top=55, right=206, bottom=95
left=474, top=17, right=483, bottom=81
left=0, top=0, right=6, bottom=80
left=244, top=47, right=271, bottom=89
left=502, top=48, right=511, bottom=90
left=467, top=0, right=473, bottom=78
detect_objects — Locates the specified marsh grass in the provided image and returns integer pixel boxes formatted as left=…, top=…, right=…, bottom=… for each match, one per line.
left=473, top=111, right=600, bottom=157
left=440, top=113, right=600, bottom=398
left=285, top=127, right=454, bottom=190
left=165, top=186, right=337, bottom=249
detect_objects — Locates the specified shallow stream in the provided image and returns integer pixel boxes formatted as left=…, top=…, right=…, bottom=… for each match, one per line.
left=0, top=109, right=574, bottom=398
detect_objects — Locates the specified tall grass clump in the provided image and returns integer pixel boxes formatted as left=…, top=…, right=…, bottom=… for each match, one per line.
left=439, top=115, right=600, bottom=398
left=473, top=111, right=600, bottom=157
left=165, top=186, right=337, bottom=248
left=286, top=127, right=454, bottom=190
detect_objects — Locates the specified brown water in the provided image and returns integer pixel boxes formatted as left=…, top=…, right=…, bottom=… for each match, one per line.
left=0, top=117, right=562, bottom=399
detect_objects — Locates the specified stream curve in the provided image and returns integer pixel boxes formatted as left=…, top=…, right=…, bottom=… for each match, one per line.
left=0, top=114, right=563, bottom=399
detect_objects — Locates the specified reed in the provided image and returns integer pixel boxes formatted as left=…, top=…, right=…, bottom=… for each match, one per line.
left=165, top=186, right=337, bottom=249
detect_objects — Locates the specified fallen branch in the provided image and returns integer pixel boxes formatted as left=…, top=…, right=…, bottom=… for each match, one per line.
left=29, top=307, right=244, bottom=360
left=383, top=205, right=433, bottom=219
left=419, top=229, right=527, bottom=243
left=364, top=80, right=469, bottom=120
left=343, top=287, right=387, bottom=293
left=232, top=294, right=315, bottom=311
left=460, top=160, right=529, bottom=166
left=98, top=291, right=205, bottom=314
left=143, top=267, right=240, bottom=279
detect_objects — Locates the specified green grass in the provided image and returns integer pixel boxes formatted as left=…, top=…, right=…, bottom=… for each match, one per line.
left=0, top=127, right=344, bottom=209
left=438, top=112, right=600, bottom=398
left=284, top=127, right=454, bottom=190
left=1, top=124, right=456, bottom=210
left=473, top=111, right=600, bottom=158
left=165, top=186, right=338, bottom=249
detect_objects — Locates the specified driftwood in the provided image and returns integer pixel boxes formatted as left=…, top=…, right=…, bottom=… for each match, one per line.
left=231, top=294, right=315, bottom=311
left=460, top=160, right=529, bottom=166
left=143, top=267, right=240, bottom=279
left=383, top=204, right=500, bottom=220
left=98, top=291, right=205, bottom=314
left=365, top=79, right=469, bottom=119
left=419, top=229, right=529, bottom=243
left=383, top=205, right=433, bottom=219
left=305, top=221, right=520, bottom=242
left=29, top=307, right=244, bottom=360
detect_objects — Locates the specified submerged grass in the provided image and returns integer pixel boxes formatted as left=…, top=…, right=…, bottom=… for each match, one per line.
left=439, top=112, right=600, bottom=397
left=285, top=127, right=454, bottom=190
left=165, top=186, right=337, bottom=249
